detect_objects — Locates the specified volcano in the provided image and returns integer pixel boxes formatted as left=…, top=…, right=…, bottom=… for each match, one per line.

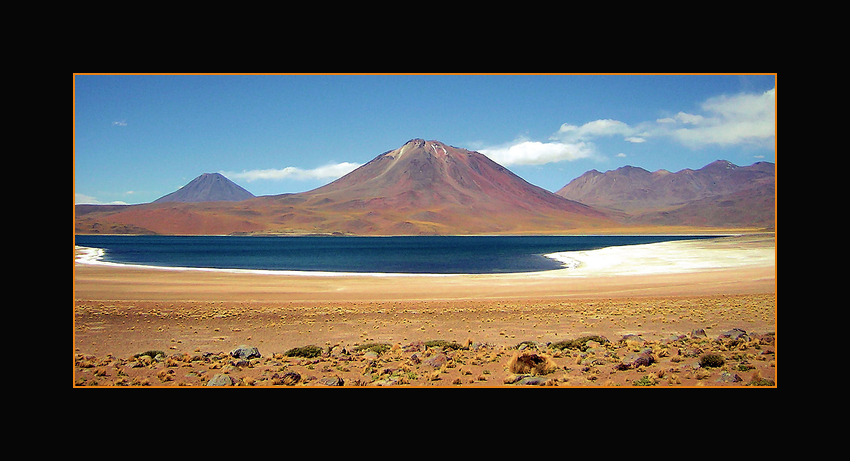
left=75, top=139, right=616, bottom=235
left=261, top=139, right=613, bottom=234
left=153, top=173, right=255, bottom=203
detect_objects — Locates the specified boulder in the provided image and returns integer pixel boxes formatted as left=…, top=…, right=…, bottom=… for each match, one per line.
left=424, top=352, right=448, bottom=368
left=230, top=345, right=261, bottom=360
left=616, top=350, right=656, bottom=370
left=515, top=376, right=549, bottom=386
left=716, top=371, right=743, bottom=383
left=718, top=329, right=748, bottom=342
left=317, top=376, right=344, bottom=386
left=207, top=374, right=233, bottom=386
left=280, top=371, right=301, bottom=386
left=691, top=329, right=707, bottom=339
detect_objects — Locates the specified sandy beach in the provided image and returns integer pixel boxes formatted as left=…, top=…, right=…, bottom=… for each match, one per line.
left=73, top=234, right=777, bottom=387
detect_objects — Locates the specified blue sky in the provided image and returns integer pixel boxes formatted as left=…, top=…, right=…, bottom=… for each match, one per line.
left=74, top=74, right=776, bottom=205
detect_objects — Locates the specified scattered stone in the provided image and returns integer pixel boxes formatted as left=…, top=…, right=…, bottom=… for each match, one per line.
left=317, top=376, right=344, bottom=386
left=716, top=371, right=743, bottom=383
left=616, top=350, right=656, bottom=370
left=424, top=352, right=448, bottom=368
left=515, top=376, right=549, bottom=386
left=718, top=328, right=748, bottom=342
left=230, top=345, right=261, bottom=360
left=207, top=374, right=232, bottom=386
left=281, top=371, right=301, bottom=386
left=691, top=329, right=707, bottom=339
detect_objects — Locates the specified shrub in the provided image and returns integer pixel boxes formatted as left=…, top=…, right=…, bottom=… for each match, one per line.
left=353, top=343, right=390, bottom=355
left=134, top=350, right=165, bottom=359
left=550, top=335, right=608, bottom=352
left=284, top=345, right=323, bottom=358
left=508, top=351, right=559, bottom=376
left=699, top=353, right=725, bottom=368
left=633, top=375, right=656, bottom=386
left=425, top=340, right=464, bottom=350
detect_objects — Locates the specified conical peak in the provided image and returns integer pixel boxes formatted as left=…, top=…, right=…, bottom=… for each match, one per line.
left=393, top=139, right=464, bottom=158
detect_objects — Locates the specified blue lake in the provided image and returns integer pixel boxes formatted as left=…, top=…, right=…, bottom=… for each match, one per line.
left=74, top=235, right=717, bottom=274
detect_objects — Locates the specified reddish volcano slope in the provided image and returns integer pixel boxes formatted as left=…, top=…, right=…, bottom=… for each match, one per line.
left=75, top=139, right=616, bottom=235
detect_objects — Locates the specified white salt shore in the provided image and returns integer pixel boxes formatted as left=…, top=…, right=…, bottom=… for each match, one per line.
left=543, top=236, right=775, bottom=277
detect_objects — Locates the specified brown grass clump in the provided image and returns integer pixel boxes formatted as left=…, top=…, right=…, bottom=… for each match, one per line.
left=508, top=351, right=559, bottom=376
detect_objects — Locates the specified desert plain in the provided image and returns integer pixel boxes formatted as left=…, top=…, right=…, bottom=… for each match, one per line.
left=73, top=234, right=777, bottom=387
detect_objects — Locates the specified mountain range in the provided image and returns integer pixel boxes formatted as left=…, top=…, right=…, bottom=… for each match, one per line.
left=74, top=139, right=775, bottom=235
left=556, top=160, right=775, bottom=228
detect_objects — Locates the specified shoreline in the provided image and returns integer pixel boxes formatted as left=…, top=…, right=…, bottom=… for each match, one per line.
left=73, top=234, right=767, bottom=279
left=74, top=235, right=774, bottom=302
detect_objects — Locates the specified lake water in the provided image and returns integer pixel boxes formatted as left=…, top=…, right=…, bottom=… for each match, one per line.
left=74, top=235, right=717, bottom=275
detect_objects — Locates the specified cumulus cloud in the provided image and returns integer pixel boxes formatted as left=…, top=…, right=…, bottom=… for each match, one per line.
left=653, top=87, right=775, bottom=148
left=479, top=119, right=638, bottom=166
left=225, top=162, right=362, bottom=182
left=479, top=140, right=595, bottom=166
left=556, top=119, right=635, bottom=141
left=476, top=86, right=775, bottom=166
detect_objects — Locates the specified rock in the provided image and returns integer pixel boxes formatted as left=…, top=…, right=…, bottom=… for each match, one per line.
left=317, top=376, right=344, bottom=386
left=230, top=345, right=261, bottom=360
left=716, top=371, right=743, bottom=383
left=617, top=350, right=655, bottom=370
left=207, top=374, right=232, bottom=386
left=691, top=329, right=707, bottom=339
left=718, top=328, right=748, bottom=342
left=424, top=352, right=448, bottom=368
left=621, top=334, right=645, bottom=343
left=281, top=371, right=301, bottom=386
left=409, top=353, right=422, bottom=365
left=516, top=376, right=549, bottom=386
left=404, top=341, right=425, bottom=353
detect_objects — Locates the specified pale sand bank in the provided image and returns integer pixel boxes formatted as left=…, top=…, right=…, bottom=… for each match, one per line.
left=74, top=235, right=775, bottom=302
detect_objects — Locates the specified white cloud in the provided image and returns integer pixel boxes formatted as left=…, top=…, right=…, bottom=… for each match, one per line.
left=476, top=86, right=775, bottom=167
left=479, top=140, right=595, bottom=166
left=225, top=162, right=362, bottom=182
left=555, top=119, right=635, bottom=141
left=112, top=120, right=127, bottom=127
left=75, top=193, right=128, bottom=205
left=616, top=153, right=627, bottom=158
left=653, top=87, right=775, bottom=149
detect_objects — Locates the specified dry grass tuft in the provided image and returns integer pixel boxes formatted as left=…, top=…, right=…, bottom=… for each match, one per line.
left=508, top=351, right=559, bottom=376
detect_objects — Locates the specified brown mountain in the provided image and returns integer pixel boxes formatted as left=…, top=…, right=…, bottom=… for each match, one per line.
left=75, top=139, right=617, bottom=235
left=153, top=173, right=255, bottom=203
left=556, top=160, right=775, bottom=229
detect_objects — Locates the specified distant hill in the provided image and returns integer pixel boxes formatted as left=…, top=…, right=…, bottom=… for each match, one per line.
left=74, top=141, right=775, bottom=235
left=153, top=173, right=255, bottom=203
left=75, top=139, right=617, bottom=235
left=556, top=160, right=775, bottom=229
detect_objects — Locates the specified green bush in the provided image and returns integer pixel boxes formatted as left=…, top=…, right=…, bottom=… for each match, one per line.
left=134, top=350, right=165, bottom=359
left=633, top=375, right=656, bottom=386
left=550, top=335, right=608, bottom=352
left=425, top=340, right=464, bottom=350
left=284, top=345, right=323, bottom=358
left=353, top=343, right=390, bottom=355
left=699, top=353, right=725, bottom=368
